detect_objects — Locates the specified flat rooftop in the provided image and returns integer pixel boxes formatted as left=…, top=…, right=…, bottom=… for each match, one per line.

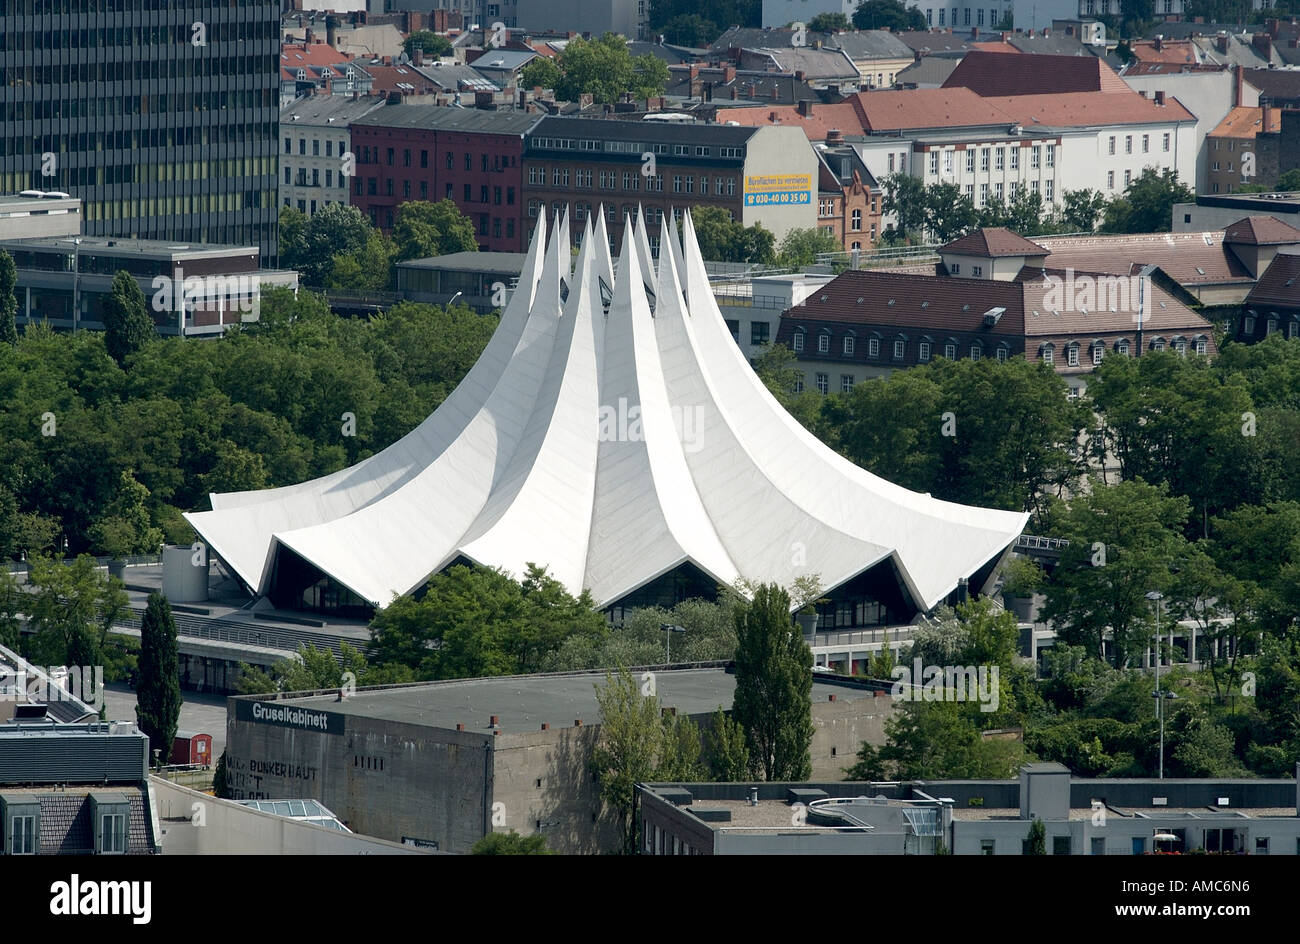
left=0, top=234, right=262, bottom=260
left=398, top=251, right=526, bottom=273
left=260, top=667, right=878, bottom=734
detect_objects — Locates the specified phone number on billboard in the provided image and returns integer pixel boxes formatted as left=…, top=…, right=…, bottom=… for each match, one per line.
left=744, top=192, right=811, bottom=206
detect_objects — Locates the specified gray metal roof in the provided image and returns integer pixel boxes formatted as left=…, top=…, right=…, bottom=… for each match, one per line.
left=254, top=667, right=876, bottom=735
left=280, top=95, right=389, bottom=127
left=470, top=49, right=537, bottom=72
left=0, top=722, right=149, bottom=785
left=529, top=115, right=759, bottom=146
left=353, top=104, right=543, bottom=134
left=397, top=251, right=526, bottom=273
left=829, top=31, right=916, bottom=61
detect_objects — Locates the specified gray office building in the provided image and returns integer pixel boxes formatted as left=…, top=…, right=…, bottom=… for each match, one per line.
left=0, top=1, right=281, bottom=263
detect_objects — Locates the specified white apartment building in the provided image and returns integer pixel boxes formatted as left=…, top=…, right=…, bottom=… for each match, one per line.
left=280, top=96, right=387, bottom=217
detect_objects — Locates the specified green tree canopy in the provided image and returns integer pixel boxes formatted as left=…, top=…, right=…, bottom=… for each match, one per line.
left=136, top=591, right=182, bottom=763
left=691, top=207, right=776, bottom=264
left=549, top=34, right=671, bottom=104
left=660, top=13, right=719, bottom=46
left=402, top=30, right=452, bottom=59
left=393, top=200, right=480, bottom=262
left=853, top=0, right=926, bottom=30
left=809, top=12, right=852, bottom=31
left=0, top=249, right=17, bottom=345
left=471, top=830, right=553, bottom=854
left=102, top=270, right=154, bottom=366
left=731, top=583, right=814, bottom=780
left=777, top=227, right=843, bottom=268
left=1101, top=168, right=1193, bottom=234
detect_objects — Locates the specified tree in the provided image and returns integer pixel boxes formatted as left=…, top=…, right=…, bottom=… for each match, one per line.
left=591, top=667, right=703, bottom=852
left=1025, top=817, right=1047, bottom=855
left=923, top=182, right=980, bottom=243
left=327, top=229, right=396, bottom=293
left=777, top=227, right=843, bottom=269
left=881, top=172, right=927, bottom=242
left=691, top=207, right=776, bottom=264
left=731, top=583, right=814, bottom=781
left=1040, top=479, right=1191, bottom=667
left=660, top=13, right=718, bottom=46
left=1275, top=168, right=1300, bottom=192
left=1100, top=168, right=1193, bottom=234
left=519, top=56, right=563, bottom=91
left=393, top=200, right=479, bottom=263
left=1059, top=189, right=1107, bottom=233
left=552, top=34, right=670, bottom=105
left=1118, top=0, right=1155, bottom=36
left=0, top=248, right=17, bottom=344
left=136, top=592, right=181, bottom=765
left=809, top=12, right=852, bottom=31
left=102, top=270, right=154, bottom=366
left=853, top=0, right=926, bottom=30
left=705, top=708, right=751, bottom=780
left=25, top=555, right=128, bottom=670
left=212, top=750, right=231, bottom=798
left=471, top=830, right=553, bottom=854
left=282, top=203, right=376, bottom=287
left=402, top=30, right=452, bottom=60
left=89, top=470, right=164, bottom=558
left=0, top=569, right=21, bottom=650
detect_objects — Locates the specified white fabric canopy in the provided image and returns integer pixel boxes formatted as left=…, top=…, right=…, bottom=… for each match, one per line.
left=186, top=208, right=1027, bottom=610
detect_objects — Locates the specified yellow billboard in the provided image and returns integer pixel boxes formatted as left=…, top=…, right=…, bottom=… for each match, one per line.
left=743, top=173, right=813, bottom=207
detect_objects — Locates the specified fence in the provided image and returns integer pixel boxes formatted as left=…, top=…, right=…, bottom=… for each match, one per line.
left=3, top=553, right=162, bottom=575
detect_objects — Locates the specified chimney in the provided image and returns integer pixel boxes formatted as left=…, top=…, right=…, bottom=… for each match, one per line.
left=795, top=69, right=806, bottom=82
left=490, top=715, right=499, bottom=727
left=1155, top=90, right=1165, bottom=105
left=770, top=85, right=780, bottom=101
left=326, top=14, right=338, bottom=48
left=1000, top=31, right=1009, bottom=41
left=797, top=98, right=814, bottom=117
left=414, top=46, right=424, bottom=66
left=731, top=85, right=738, bottom=100
left=455, top=723, right=465, bottom=731
left=1043, top=27, right=1050, bottom=37
left=1153, top=35, right=1162, bottom=51
left=689, top=63, right=702, bottom=79
left=1235, top=63, right=1243, bottom=105
left=541, top=723, right=550, bottom=730
left=723, top=65, right=736, bottom=82
left=826, top=127, right=843, bottom=144
left=1253, top=33, right=1273, bottom=58
left=1263, top=102, right=1274, bottom=132
left=828, top=693, right=837, bottom=702
left=305, top=27, right=315, bottom=45
left=1218, top=34, right=1230, bottom=54
left=574, top=719, right=583, bottom=727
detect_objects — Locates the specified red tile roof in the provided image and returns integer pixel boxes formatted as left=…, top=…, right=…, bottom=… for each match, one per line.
left=281, top=42, right=351, bottom=67
left=1210, top=106, right=1283, bottom=138
left=941, top=227, right=1050, bottom=258
left=1129, top=40, right=1202, bottom=64
left=943, top=51, right=1131, bottom=96
left=1031, top=231, right=1253, bottom=285
left=713, top=101, right=866, bottom=139
left=981, top=91, right=1195, bottom=126
left=848, top=88, right=1017, bottom=131
left=778, top=266, right=1210, bottom=341
left=1224, top=216, right=1300, bottom=246
left=1244, top=251, right=1300, bottom=308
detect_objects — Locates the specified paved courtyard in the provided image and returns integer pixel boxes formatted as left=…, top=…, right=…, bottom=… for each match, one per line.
left=101, top=682, right=229, bottom=762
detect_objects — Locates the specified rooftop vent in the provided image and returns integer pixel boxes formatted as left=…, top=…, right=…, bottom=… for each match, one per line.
left=983, top=306, right=1006, bottom=326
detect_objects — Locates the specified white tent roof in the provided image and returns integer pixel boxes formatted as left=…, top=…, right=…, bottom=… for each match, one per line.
left=186, top=208, right=1027, bottom=611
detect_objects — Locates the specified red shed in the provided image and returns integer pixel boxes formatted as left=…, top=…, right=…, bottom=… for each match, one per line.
left=170, top=731, right=213, bottom=767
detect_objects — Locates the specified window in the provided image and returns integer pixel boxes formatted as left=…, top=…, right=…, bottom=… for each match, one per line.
left=1116, top=338, right=1130, bottom=356
left=1163, top=133, right=1170, bottom=152
left=100, top=813, right=127, bottom=854
left=980, top=148, right=990, bottom=171
left=966, top=150, right=975, bottom=173
left=944, top=341, right=957, bottom=359
left=529, top=167, right=543, bottom=185
left=1195, top=337, right=1208, bottom=356
left=841, top=375, right=854, bottom=393
left=494, top=186, right=503, bottom=205
left=447, top=151, right=454, bottom=169
left=1255, top=837, right=1269, bottom=855
left=420, top=149, right=428, bottom=168
left=844, top=336, right=856, bottom=356
left=751, top=322, right=770, bottom=345
left=816, top=372, right=829, bottom=394
left=970, top=344, right=981, bottom=361
left=1046, top=145, right=1055, bottom=168
left=944, top=150, right=954, bottom=174
left=1045, top=180, right=1054, bottom=202
left=995, top=182, right=1004, bottom=201
left=972, top=265, right=983, bottom=276
left=1175, top=337, right=1187, bottom=356
left=465, top=153, right=472, bottom=171
left=929, top=152, right=939, bottom=175
left=868, top=337, right=880, bottom=357
left=1093, top=344, right=1104, bottom=366
left=1053, top=836, right=1071, bottom=855
left=995, top=147, right=1005, bottom=171
left=1010, top=148, right=1019, bottom=171
left=1108, top=136, right=1115, bottom=155
left=1125, top=135, right=1132, bottom=154
left=851, top=209, right=862, bottom=231
left=888, top=153, right=896, bottom=173
left=893, top=339, right=905, bottom=359
left=299, top=138, right=306, bottom=155
left=284, top=137, right=291, bottom=154
left=464, top=184, right=472, bottom=201
left=402, top=180, right=410, bottom=198
left=1124, top=169, right=1132, bottom=187
left=1152, top=337, right=1166, bottom=351
left=918, top=340, right=931, bottom=362
left=818, top=333, right=830, bottom=354
left=793, top=332, right=805, bottom=352
left=1041, top=344, right=1054, bottom=365
left=996, top=346, right=1008, bottom=363
left=1067, top=344, right=1080, bottom=367
left=1031, top=147, right=1041, bottom=169
left=1141, top=135, right=1149, bottom=154
left=8, top=814, right=36, bottom=855
left=1107, top=170, right=1115, bottom=189
left=980, top=839, right=995, bottom=855
left=979, top=183, right=988, bottom=207
left=951, top=263, right=960, bottom=274
left=793, top=377, right=805, bottom=393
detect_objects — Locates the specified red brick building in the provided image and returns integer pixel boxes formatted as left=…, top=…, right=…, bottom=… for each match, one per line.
left=816, top=131, right=882, bottom=251
left=349, top=106, right=544, bottom=252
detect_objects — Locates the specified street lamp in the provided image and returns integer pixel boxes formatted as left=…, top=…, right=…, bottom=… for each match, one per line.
left=660, top=623, right=686, bottom=663
left=1146, top=590, right=1173, bottom=779
left=63, top=237, right=83, bottom=332
left=447, top=290, right=463, bottom=308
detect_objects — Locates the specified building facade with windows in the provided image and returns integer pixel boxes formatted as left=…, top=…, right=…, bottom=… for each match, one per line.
left=522, top=117, right=818, bottom=255
left=815, top=134, right=882, bottom=252
left=280, top=96, right=388, bottom=217
left=0, top=0, right=280, bottom=263
left=350, top=106, right=544, bottom=252
left=777, top=227, right=1217, bottom=398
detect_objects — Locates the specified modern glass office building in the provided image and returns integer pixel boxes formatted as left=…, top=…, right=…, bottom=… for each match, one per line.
left=0, top=0, right=280, bottom=262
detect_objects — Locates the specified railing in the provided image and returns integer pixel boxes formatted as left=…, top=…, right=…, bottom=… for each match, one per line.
left=3, top=553, right=162, bottom=575
left=1015, top=534, right=1070, bottom=552
left=117, top=605, right=358, bottom=658
left=809, top=625, right=915, bottom=649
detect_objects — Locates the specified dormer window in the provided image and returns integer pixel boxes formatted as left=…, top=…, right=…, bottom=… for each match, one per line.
left=843, top=335, right=855, bottom=356
left=793, top=330, right=805, bottom=353
left=818, top=332, right=830, bottom=354
left=1067, top=343, right=1080, bottom=368
left=1041, top=343, right=1054, bottom=365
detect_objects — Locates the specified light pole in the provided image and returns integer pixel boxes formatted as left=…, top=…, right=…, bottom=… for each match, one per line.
left=660, top=623, right=685, bottom=663
left=448, top=290, right=463, bottom=308
left=64, top=237, right=82, bottom=331
left=1146, top=590, right=1167, bottom=779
